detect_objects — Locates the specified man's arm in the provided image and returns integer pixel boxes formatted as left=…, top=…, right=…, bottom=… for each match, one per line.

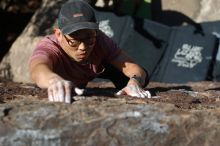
left=110, top=50, right=147, bottom=86
left=29, top=58, right=76, bottom=103
left=110, top=50, right=151, bottom=98
left=29, top=58, right=62, bottom=88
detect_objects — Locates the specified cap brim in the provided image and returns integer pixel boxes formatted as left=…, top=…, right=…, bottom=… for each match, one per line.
left=61, top=22, right=99, bottom=34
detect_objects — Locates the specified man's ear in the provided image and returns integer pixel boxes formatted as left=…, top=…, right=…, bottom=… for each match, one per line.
left=54, top=28, right=63, bottom=42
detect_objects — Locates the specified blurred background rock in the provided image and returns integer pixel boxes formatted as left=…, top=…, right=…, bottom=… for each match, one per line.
left=0, top=0, right=42, bottom=61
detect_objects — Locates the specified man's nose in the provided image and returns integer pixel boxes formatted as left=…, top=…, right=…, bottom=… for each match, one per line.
left=78, top=42, right=86, bottom=51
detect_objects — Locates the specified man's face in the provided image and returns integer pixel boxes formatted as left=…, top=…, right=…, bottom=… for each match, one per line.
left=60, top=29, right=97, bottom=63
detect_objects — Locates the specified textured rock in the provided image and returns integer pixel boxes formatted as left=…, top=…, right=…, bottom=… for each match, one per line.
left=0, top=99, right=220, bottom=146
left=0, top=81, right=220, bottom=146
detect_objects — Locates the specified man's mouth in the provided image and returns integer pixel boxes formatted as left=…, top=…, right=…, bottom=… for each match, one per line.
left=78, top=53, right=87, bottom=59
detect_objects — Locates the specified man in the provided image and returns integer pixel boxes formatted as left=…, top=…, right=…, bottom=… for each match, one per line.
left=29, top=0, right=151, bottom=103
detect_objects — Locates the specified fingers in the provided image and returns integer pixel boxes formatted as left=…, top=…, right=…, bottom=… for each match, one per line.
left=144, top=90, right=151, bottom=98
left=74, top=87, right=84, bottom=95
left=116, top=89, right=126, bottom=96
left=48, top=87, right=54, bottom=101
left=116, top=85, right=151, bottom=98
left=48, top=79, right=73, bottom=103
left=57, top=81, right=65, bottom=102
left=64, top=81, right=72, bottom=103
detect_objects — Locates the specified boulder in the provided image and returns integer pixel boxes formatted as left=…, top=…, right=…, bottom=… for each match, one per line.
left=196, top=0, right=220, bottom=22
left=0, top=0, right=64, bottom=83
left=0, top=79, right=220, bottom=145
left=153, top=0, right=220, bottom=26
left=1, top=98, right=220, bottom=146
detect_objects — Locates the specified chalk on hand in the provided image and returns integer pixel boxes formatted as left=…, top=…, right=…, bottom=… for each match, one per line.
left=74, top=87, right=84, bottom=95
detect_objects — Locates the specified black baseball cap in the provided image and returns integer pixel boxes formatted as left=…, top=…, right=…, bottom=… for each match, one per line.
left=58, top=0, right=99, bottom=34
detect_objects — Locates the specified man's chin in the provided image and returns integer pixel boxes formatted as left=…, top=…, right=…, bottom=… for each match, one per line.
left=71, top=54, right=89, bottom=63
left=75, top=58, right=88, bottom=63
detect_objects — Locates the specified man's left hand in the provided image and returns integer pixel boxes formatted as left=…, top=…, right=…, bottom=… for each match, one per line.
left=116, top=84, right=151, bottom=98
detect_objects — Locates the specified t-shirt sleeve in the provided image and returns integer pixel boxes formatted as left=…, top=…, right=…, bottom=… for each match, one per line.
left=97, top=31, right=122, bottom=62
left=29, top=36, right=59, bottom=68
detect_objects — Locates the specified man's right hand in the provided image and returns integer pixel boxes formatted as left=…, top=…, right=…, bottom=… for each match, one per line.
left=48, top=78, right=73, bottom=103
left=47, top=78, right=85, bottom=103
left=29, top=60, right=85, bottom=103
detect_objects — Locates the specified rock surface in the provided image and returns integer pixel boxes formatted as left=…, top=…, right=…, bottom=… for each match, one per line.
left=0, top=80, right=220, bottom=146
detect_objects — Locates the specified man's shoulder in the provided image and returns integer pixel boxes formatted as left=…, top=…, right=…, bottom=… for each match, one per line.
left=35, top=34, right=61, bottom=53
left=40, top=34, right=57, bottom=44
left=96, top=30, right=115, bottom=46
left=36, top=34, right=60, bottom=49
left=97, top=30, right=110, bottom=39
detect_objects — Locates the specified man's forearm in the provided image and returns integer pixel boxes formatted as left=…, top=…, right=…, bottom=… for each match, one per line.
left=125, top=65, right=147, bottom=87
left=34, top=72, right=62, bottom=89
left=30, top=63, right=63, bottom=89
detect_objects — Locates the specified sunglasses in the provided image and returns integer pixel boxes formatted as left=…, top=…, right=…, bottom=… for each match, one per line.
left=63, top=34, right=97, bottom=47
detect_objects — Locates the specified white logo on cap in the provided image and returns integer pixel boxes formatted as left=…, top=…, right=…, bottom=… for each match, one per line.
left=73, top=13, right=83, bottom=17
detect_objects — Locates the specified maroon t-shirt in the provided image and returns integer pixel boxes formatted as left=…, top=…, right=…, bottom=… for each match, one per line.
left=30, top=31, right=121, bottom=88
